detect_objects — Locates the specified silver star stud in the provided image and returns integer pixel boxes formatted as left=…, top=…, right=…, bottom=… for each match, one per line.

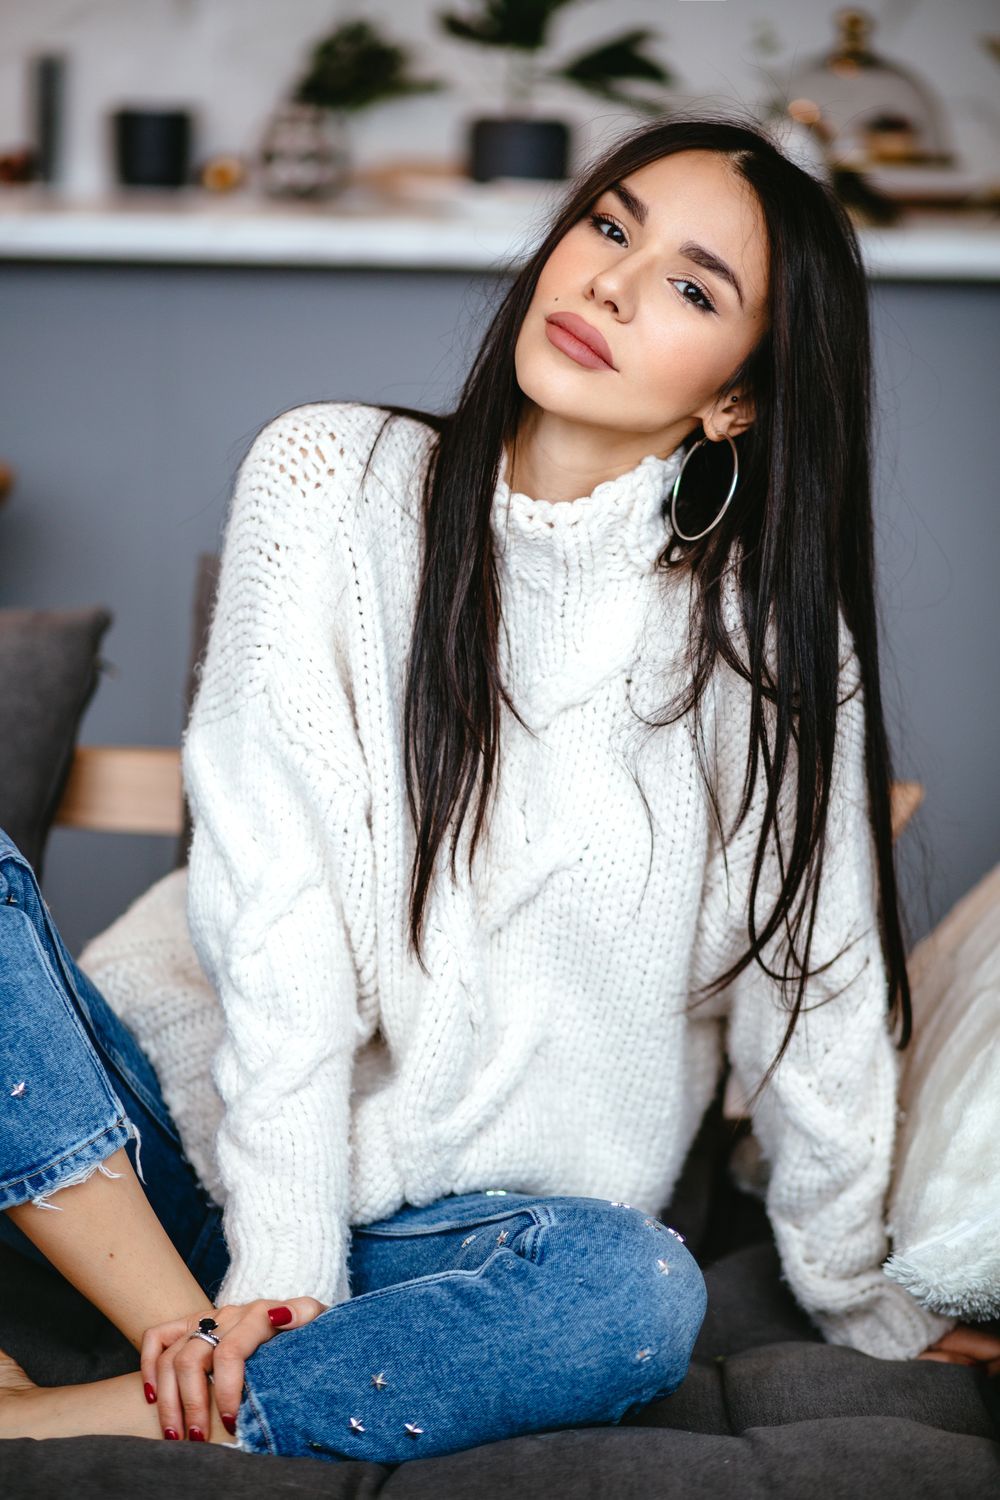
left=656, top=1258, right=670, bottom=1275
left=636, top=1347, right=653, bottom=1361
left=485, top=1188, right=508, bottom=1196
left=496, top=1229, right=509, bottom=1246
left=371, top=1372, right=388, bottom=1390
left=404, top=1422, right=424, bottom=1437
left=609, top=1201, right=632, bottom=1208
left=10, top=1082, right=26, bottom=1098
left=348, top=1416, right=365, bottom=1433
left=461, top=1234, right=477, bottom=1247
left=643, top=1218, right=659, bottom=1230
left=666, top=1227, right=686, bottom=1243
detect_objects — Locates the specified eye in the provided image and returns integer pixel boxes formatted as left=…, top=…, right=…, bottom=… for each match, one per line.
left=587, top=210, right=627, bottom=245
left=670, top=278, right=717, bottom=315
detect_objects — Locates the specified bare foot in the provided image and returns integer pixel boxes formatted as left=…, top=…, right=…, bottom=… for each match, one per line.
left=0, top=1349, right=34, bottom=1396
left=0, top=1348, right=36, bottom=1437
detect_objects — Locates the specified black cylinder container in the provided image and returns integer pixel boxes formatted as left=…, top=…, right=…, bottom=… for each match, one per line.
left=468, top=117, right=569, bottom=182
left=112, top=108, right=193, bottom=188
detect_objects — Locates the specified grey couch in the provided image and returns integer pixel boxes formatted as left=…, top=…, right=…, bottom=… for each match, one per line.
left=1, top=573, right=998, bottom=1496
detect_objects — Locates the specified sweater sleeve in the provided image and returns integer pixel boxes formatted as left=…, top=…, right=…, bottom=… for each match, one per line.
left=701, top=626, right=958, bottom=1361
left=180, top=404, right=377, bottom=1309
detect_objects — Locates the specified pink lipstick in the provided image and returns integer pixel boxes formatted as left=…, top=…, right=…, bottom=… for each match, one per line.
left=544, top=313, right=616, bottom=371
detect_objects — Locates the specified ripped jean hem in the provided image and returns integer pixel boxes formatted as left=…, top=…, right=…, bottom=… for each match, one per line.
left=0, top=1115, right=144, bottom=1212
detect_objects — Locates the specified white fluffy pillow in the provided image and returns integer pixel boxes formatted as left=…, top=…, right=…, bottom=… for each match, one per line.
left=883, top=861, right=1000, bottom=1319
left=76, top=867, right=226, bottom=1204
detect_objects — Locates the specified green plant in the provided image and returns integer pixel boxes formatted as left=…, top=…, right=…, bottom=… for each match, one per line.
left=293, top=18, right=445, bottom=114
left=438, top=0, right=675, bottom=114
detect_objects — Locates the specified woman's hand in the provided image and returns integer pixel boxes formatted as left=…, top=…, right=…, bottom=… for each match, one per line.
left=141, top=1296, right=328, bottom=1440
left=916, top=1323, right=1000, bottom=1377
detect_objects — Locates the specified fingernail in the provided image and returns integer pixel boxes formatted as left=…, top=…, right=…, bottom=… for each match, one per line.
left=188, top=1427, right=206, bottom=1442
left=143, top=1382, right=157, bottom=1404
left=221, top=1413, right=237, bottom=1435
left=163, top=1428, right=180, bottom=1441
left=267, top=1305, right=293, bottom=1326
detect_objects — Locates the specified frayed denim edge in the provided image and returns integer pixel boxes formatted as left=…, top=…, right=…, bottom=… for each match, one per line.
left=0, top=1116, right=145, bottom=1212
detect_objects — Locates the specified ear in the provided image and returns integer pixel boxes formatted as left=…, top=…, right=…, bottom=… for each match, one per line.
left=698, top=390, right=755, bottom=442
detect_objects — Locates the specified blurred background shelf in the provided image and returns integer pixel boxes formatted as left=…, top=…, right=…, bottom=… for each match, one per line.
left=0, top=185, right=998, bottom=279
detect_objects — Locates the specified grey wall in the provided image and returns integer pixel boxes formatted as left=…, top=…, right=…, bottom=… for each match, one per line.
left=0, top=261, right=997, bottom=957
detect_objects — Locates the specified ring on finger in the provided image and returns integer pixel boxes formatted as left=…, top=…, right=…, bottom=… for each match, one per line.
left=187, top=1315, right=221, bottom=1349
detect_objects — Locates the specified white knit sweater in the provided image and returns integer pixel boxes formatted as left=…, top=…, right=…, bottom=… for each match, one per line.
left=80, top=399, right=955, bottom=1362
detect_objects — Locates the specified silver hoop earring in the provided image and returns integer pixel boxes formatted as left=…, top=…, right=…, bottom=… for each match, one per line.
left=670, top=435, right=739, bottom=543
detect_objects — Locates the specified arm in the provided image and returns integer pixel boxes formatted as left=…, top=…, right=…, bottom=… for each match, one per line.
left=181, top=405, right=376, bottom=1308
left=703, top=633, right=958, bottom=1360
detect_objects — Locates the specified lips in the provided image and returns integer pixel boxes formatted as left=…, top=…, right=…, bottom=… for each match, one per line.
left=544, top=312, right=616, bottom=370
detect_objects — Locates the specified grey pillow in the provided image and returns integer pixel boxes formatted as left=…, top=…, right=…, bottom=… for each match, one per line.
left=0, top=605, right=113, bottom=882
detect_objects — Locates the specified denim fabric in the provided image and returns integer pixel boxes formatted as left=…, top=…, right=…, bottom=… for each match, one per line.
left=0, top=826, right=708, bottom=1464
left=238, top=1190, right=708, bottom=1464
left=0, top=827, right=228, bottom=1298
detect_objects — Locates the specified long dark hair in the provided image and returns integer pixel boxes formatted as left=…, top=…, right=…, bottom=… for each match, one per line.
left=350, top=110, right=913, bottom=1120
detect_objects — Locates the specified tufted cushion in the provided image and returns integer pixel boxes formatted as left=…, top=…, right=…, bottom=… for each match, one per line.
left=1, top=1094, right=996, bottom=1496
left=0, top=606, right=113, bottom=882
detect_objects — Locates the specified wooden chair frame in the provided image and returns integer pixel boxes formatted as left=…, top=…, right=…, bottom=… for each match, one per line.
left=51, top=747, right=924, bottom=848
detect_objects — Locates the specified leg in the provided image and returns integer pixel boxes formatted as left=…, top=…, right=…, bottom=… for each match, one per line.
left=234, top=1190, right=708, bottom=1463
left=0, top=831, right=228, bottom=1347
left=0, top=1355, right=233, bottom=1444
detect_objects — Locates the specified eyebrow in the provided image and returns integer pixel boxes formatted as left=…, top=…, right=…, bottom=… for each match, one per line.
left=607, top=180, right=746, bottom=309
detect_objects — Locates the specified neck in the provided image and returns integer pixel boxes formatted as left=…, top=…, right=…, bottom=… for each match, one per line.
left=505, top=405, right=695, bottom=503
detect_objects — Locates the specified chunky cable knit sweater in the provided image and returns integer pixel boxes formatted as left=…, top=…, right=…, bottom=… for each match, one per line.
left=79, top=399, right=955, bottom=1362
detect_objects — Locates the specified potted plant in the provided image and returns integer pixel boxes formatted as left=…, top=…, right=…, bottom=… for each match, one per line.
left=438, top=0, right=675, bottom=181
left=258, top=18, right=444, bottom=199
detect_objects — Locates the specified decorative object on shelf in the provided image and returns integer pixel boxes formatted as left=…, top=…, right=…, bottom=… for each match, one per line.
left=30, top=53, right=66, bottom=186
left=753, top=8, right=990, bottom=209
left=198, top=153, right=248, bottom=194
left=774, top=8, right=954, bottom=171
left=438, top=0, right=675, bottom=182
left=0, top=148, right=35, bottom=185
left=785, top=98, right=901, bottom=228
left=256, top=103, right=348, bottom=200
left=111, top=107, right=195, bottom=189
left=258, top=18, right=444, bottom=200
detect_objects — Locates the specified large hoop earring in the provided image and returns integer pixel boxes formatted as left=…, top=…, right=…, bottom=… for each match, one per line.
left=670, top=435, right=739, bottom=543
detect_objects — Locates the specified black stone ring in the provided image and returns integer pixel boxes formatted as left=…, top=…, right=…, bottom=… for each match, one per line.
left=186, top=1314, right=221, bottom=1349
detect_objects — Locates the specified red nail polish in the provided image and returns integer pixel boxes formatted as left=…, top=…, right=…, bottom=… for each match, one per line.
left=163, top=1428, right=180, bottom=1441
left=188, top=1427, right=206, bottom=1442
left=143, top=1382, right=157, bottom=1404
left=221, top=1413, right=237, bottom=1435
left=267, top=1306, right=293, bottom=1326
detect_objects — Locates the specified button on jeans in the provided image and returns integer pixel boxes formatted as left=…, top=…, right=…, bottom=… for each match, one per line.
left=0, top=827, right=708, bottom=1463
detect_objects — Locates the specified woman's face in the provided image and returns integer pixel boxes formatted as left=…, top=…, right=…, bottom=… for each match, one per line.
left=513, top=150, right=771, bottom=461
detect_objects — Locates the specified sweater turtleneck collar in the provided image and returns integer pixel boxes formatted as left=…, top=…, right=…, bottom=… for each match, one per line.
left=488, top=439, right=690, bottom=729
left=491, top=440, right=687, bottom=588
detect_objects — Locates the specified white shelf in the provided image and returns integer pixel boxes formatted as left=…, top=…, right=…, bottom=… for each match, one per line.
left=0, top=183, right=997, bottom=280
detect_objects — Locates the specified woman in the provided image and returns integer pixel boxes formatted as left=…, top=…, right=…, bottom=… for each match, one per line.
left=2, top=113, right=996, bottom=1463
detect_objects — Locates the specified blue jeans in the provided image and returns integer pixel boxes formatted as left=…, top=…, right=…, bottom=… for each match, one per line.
left=0, top=828, right=708, bottom=1463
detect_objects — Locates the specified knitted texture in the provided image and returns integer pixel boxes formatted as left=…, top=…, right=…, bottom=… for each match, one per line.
left=80, top=399, right=953, bottom=1359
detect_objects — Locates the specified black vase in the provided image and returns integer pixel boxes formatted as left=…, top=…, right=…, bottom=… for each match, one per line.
left=468, top=117, right=569, bottom=182
left=112, top=108, right=193, bottom=188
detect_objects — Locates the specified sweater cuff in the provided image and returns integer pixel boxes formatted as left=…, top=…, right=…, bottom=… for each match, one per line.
left=216, top=1262, right=352, bottom=1312
left=810, top=1274, right=958, bottom=1360
left=214, top=1220, right=352, bottom=1310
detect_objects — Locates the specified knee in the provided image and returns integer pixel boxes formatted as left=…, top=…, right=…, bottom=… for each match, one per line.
left=584, top=1202, right=708, bottom=1395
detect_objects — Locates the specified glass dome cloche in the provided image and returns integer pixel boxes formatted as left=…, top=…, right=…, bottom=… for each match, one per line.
left=781, top=7, right=954, bottom=169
